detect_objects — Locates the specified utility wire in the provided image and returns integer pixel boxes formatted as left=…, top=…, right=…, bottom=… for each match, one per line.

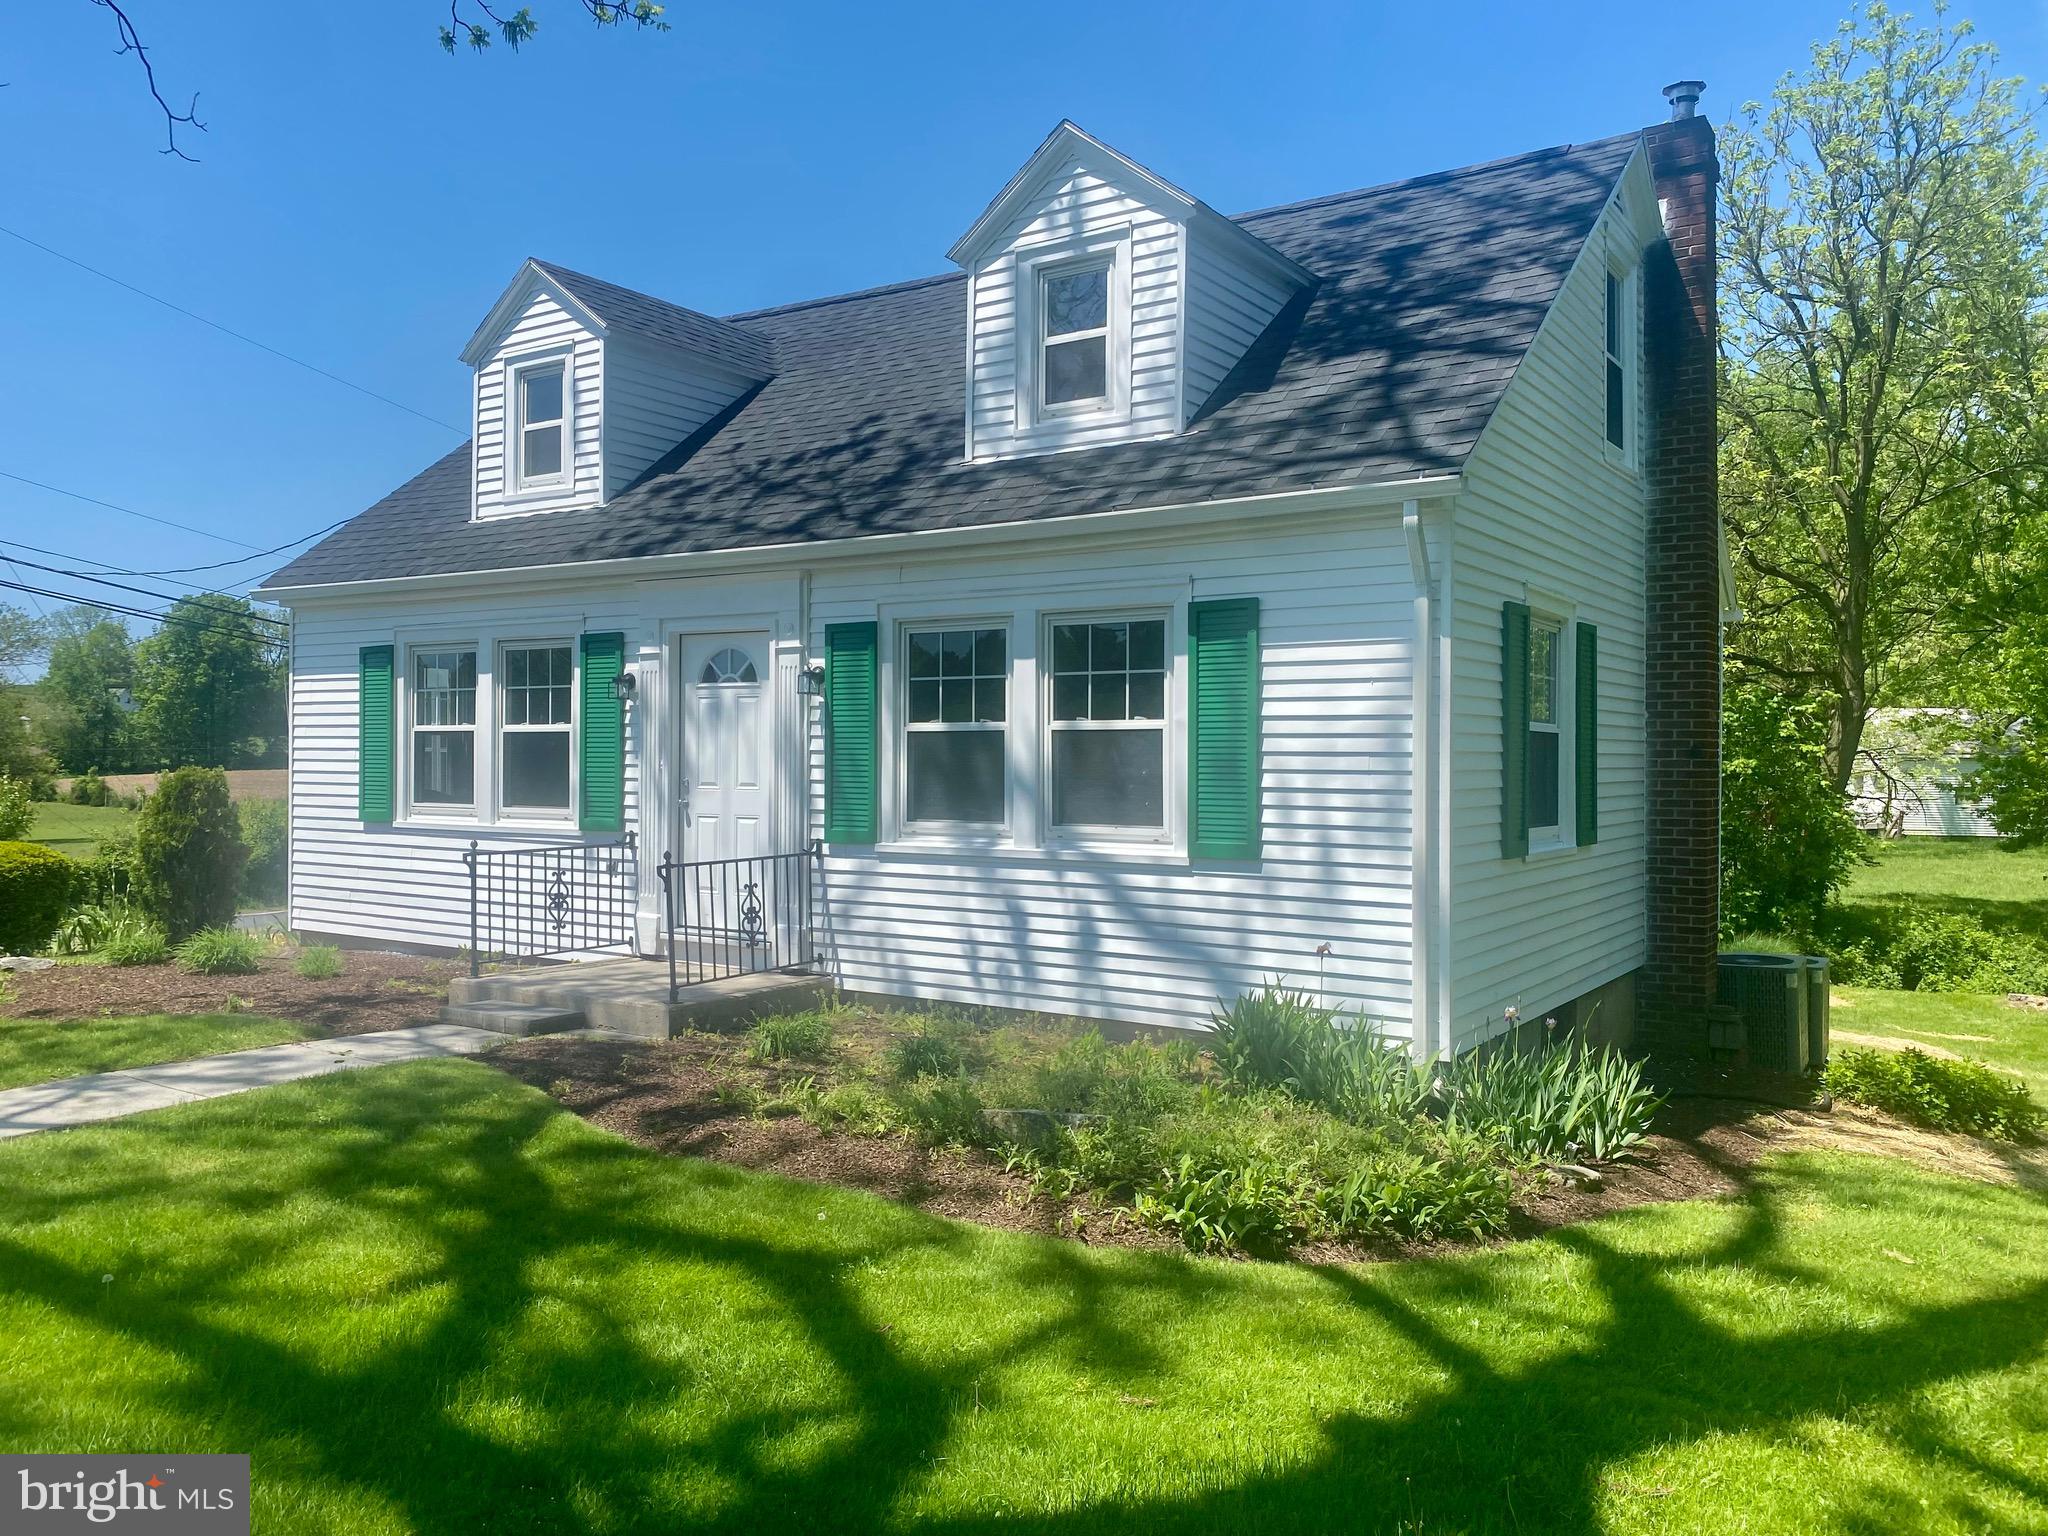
left=0, top=223, right=464, bottom=434
left=0, top=555, right=287, bottom=630
left=116, top=517, right=352, bottom=576
left=0, top=468, right=264, bottom=550
left=0, top=536, right=251, bottom=598
left=0, top=577, right=287, bottom=652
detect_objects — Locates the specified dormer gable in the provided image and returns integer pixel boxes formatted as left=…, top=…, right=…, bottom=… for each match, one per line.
left=949, top=122, right=1313, bottom=464
left=462, top=259, right=772, bottom=520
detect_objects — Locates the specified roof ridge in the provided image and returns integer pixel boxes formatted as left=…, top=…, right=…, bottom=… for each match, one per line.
left=531, top=257, right=735, bottom=323
left=1228, top=130, right=1642, bottom=224
left=721, top=269, right=965, bottom=324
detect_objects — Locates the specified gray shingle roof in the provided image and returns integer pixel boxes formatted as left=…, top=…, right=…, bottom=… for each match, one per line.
left=530, top=259, right=774, bottom=377
left=264, top=131, right=1640, bottom=593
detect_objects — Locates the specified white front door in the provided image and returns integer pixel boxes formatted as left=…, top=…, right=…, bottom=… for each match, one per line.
left=679, top=632, right=772, bottom=866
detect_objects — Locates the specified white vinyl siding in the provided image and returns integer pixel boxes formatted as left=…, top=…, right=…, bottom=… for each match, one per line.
left=967, top=156, right=1183, bottom=460
left=1443, top=152, right=1659, bottom=1054
left=1182, top=226, right=1294, bottom=422
left=602, top=336, right=757, bottom=498
left=286, top=589, right=642, bottom=952
left=473, top=289, right=604, bottom=518
left=810, top=517, right=1417, bottom=1032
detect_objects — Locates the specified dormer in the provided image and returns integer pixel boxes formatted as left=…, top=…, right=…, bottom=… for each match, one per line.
left=949, top=122, right=1312, bottom=464
left=460, top=259, right=773, bottom=520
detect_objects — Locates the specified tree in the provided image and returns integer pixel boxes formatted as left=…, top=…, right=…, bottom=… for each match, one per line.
left=39, top=609, right=138, bottom=774
left=1719, top=2, right=2048, bottom=789
left=132, top=595, right=284, bottom=770
left=0, top=603, right=54, bottom=784
left=82, top=0, right=669, bottom=159
left=132, top=766, right=246, bottom=939
left=1720, top=680, right=1865, bottom=938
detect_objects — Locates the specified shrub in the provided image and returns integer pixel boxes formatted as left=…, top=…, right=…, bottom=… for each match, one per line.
left=894, top=1075, right=988, bottom=1147
left=101, top=920, right=171, bottom=967
left=238, top=798, right=288, bottom=907
left=174, top=925, right=264, bottom=976
left=0, top=773, right=33, bottom=841
left=748, top=1010, right=834, bottom=1062
left=74, top=828, right=137, bottom=906
left=293, top=943, right=343, bottom=979
left=1719, top=682, right=1863, bottom=937
left=0, top=841, right=73, bottom=954
left=1824, top=1047, right=2042, bottom=1142
left=133, top=767, right=246, bottom=939
left=1211, top=983, right=1430, bottom=1124
left=1823, top=907, right=2048, bottom=993
left=1440, top=1039, right=1663, bottom=1162
left=885, top=1013, right=980, bottom=1081
left=66, top=770, right=110, bottom=807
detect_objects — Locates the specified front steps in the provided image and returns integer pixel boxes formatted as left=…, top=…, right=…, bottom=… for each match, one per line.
left=442, top=957, right=831, bottom=1038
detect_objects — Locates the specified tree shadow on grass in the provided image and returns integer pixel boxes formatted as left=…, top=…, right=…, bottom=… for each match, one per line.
left=1, top=1064, right=2045, bottom=1534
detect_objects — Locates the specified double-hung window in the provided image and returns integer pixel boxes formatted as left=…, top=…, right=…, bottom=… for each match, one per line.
left=1048, top=616, right=1167, bottom=835
left=411, top=648, right=476, bottom=810
left=1039, top=262, right=1110, bottom=412
left=515, top=361, right=567, bottom=488
left=1604, top=270, right=1629, bottom=454
left=1528, top=619, right=1563, bottom=838
left=500, top=643, right=574, bottom=815
left=904, top=626, right=1006, bottom=829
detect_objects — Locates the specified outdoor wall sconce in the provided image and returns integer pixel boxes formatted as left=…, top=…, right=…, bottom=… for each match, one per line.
left=611, top=670, right=638, bottom=705
left=798, top=662, right=826, bottom=698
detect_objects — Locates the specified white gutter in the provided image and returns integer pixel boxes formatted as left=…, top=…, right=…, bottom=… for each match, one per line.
left=1403, top=497, right=1448, bottom=1061
left=255, top=473, right=1462, bottom=603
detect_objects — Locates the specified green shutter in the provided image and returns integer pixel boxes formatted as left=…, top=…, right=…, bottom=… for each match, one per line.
left=823, top=621, right=878, bottom=844
left=1575, top=622, right=1598, bottom=846
left=358, top=644, right=394, bottom=823
left=579, top=631, right=626, bottom=832
left=1501, top=602, right=1530, bottom=860
left=1189, top=597, right=1262, bottom=860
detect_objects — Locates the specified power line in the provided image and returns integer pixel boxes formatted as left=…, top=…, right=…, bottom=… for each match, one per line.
left=0, top=577, right=287, bottom=652
left=0, top=469, right=264, bottom=550
left=0, top=536, right=250, bottom=598
left=118, top=517, right=352, bottom=576
left=0, top=223, right=464, bottom=434
left=0, top=555, right=287, bottom=630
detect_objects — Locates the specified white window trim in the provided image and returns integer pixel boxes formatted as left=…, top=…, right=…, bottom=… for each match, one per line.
left=1042, top=605, right=1174, bottom=847
left=505, top=348, right=574, bottom=498
left=400, top=639, right=480, bottom=823
left=1524, top=601, right=1578, bottom=855
left=1601, top=261, right=1639, bottom=474
left=496, top=637, right=579, bottom=824
left=895, top=619, right=1013, bottom=842
left=1013, top=227, right=1133, bottom=438
left=1035, top=258, right=1114, bottom=420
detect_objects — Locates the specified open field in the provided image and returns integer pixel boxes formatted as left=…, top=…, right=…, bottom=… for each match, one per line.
left=24, top=800, right=135, bottom=856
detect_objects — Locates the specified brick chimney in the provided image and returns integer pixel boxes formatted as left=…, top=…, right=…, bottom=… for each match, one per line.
left=1638, top=81, right=1722, bottom=1053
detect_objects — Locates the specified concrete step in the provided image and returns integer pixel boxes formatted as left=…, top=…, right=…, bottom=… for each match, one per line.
left=449, top=962, right=831, bottom=1038
left=438, top=1000, right=586, bottom=1037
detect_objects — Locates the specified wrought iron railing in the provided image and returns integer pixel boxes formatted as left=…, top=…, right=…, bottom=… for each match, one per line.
left=463, top=832, right=638, bottom=976
left=655, top=847, right=819, bottom=1002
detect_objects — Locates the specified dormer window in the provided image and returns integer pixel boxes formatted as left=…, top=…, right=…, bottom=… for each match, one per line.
left=515, top=359, right=567, bottom=489
left=1041, top=263, right=1110, bottom=411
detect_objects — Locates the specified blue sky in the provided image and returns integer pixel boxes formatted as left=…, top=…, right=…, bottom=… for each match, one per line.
left=4, top=0, right=2046, bottom=627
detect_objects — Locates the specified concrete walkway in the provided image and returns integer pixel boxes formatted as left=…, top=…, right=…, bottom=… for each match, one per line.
left=0, top=1023, right=503, bottom=1141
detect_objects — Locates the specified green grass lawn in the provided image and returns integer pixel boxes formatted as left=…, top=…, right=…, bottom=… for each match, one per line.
left=24, top=800, right=135, bottom=857
left=0, top=1014, right=319, bottom=1091
left=1842, top=835, right=2048, bottom=943
left=1, top=1059, right=2043, bottom=1534
left=1835, top=988, right=2048, bottom=1098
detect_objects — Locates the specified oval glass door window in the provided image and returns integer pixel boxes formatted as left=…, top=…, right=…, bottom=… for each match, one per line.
left=698, top=647, right=758, bottom=685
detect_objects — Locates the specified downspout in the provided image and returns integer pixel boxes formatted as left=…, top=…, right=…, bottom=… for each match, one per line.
left=1403, top=500, right=1439, bottom=1061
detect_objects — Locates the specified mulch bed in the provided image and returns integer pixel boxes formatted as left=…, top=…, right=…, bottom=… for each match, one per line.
left=489, top=1030, right=1796, bottom=1266
left=2, top=951, right=463, bottom=1036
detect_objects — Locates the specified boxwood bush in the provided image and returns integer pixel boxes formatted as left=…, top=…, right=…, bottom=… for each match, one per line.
left=0, top=841, right=73, bottom=954
left=133, top=767, right=246, bottom=940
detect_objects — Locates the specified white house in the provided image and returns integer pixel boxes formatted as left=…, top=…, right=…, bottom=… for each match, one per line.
left=257, top=89, right=1731, bottom=1058
left=1852, top=709, right=2001, bottom=838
